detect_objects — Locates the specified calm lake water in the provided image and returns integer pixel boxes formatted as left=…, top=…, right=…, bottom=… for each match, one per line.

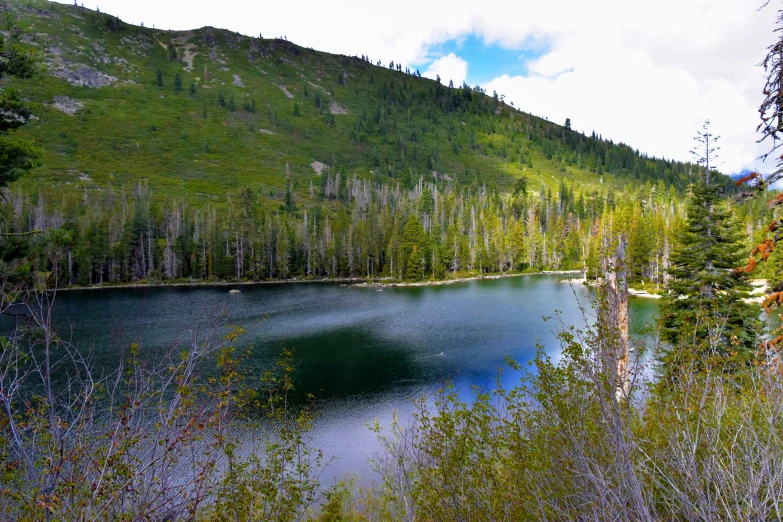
left=4, top=274, right=659, bottom=482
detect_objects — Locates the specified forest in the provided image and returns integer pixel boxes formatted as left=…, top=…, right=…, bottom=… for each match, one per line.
left=1, top=172, right=769, bottom=289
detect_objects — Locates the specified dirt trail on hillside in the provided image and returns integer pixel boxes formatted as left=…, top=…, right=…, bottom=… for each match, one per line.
left=273, top=83, right=294, bottom=98
left=174, top=32, right=198, bottom=72
left=155, top=33, right=198, bottom=72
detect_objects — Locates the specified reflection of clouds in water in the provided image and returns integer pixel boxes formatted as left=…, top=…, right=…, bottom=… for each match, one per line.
left=245, top=306, right=400, bottom=342
left=236, top=278, right=622, bottom=389
left=236, top=289, right=409, bottom=343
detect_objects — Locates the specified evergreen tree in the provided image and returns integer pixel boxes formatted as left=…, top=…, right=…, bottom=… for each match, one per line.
left=585, top=232, right=601, bottom=280
left=511, top=221, right=526, bottom=270
left=407, top=246, right=424, bottom=281
left=167, top=43, right=177, bottom=61
left=229, top=94, right=236, bottom=112
left=660, top=121, right=760, bottom=365
left=156, top=69, right=163, bottom=87
left=0, top=41, right=39, bottom=189
left=400, top=215, right=425, bottom=279
left=419, top=187, right=434, bottom=214
left=514, top=176, right=528, bottom=196
left=284, top=164, right=296, bottom=213
left=628, top=211, right=653, bottom=282
left=189, top=82, right=197, bottom=96
left=174, top=72, right=183, bottom=91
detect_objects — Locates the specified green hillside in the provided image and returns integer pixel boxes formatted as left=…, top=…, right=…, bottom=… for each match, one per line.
left=8, top=0, right=720, bottom=202
left=0, top=1, right=751, bottom=287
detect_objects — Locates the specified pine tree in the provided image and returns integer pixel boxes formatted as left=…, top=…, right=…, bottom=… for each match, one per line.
left=174, top=72, right=182, bottom=91
left=0, top=31, right=39, bottom=189
left=660, top=121, right=760, bottom=365
left=189, top=82, right=196, bottom=96
left=156, top=69, right=163, bottom=87
left=401, top=215, right=425, bottom=279
left=511, top=220, right=526, bottom=270
left=514, top=176, right=528, bottom=196
left=167, top=43, right=177, bottom=62
left=284, top=164, right=296, bottom=213
left=407, top=246, right=424, bottom=281
left=628, top=211, right=653, bottom=283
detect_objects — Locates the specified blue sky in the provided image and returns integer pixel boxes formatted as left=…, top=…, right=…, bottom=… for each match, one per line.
left=422, top=35, right=549, bottom=86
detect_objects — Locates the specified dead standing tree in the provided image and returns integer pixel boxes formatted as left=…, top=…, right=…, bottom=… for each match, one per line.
left=600, top=236, right=630, bottom=400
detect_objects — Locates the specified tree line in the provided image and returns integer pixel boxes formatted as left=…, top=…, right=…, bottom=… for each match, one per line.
left=1, top=171, right=765, bottom=288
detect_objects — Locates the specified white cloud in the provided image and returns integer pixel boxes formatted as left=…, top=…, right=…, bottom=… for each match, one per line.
left=55, top=0, right=775, bottom=172
left=482, top=1, right=771, bottom=174
left=423, top=53, right=468, bottom=87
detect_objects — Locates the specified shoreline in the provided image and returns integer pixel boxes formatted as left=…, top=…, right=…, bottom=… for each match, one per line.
left=558, top=276, right=663, bottom=299
left=51, top=277, right=368, bottom=292
left=557, top=277, right=770, bottom=302
left=348, top=270, right=584, bottom=288
left=51, top=270, right=585, bottom=293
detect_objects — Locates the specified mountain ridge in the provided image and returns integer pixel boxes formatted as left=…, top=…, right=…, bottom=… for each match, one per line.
left=4, top=0, right=731, bottom=208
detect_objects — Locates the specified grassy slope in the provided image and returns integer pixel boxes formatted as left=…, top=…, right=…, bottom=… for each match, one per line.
left=10, top=0, right=630, bottom=209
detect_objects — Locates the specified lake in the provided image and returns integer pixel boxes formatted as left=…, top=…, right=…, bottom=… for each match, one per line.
left=4, top=274, right=659, bottom=482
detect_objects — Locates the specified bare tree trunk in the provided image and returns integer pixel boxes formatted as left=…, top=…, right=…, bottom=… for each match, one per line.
left=604, top=235, right=630, bottom=401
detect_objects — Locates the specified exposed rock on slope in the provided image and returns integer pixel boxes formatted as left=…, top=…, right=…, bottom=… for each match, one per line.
left=50, top=61, right=116, bottom=87
left=50, top=96, right=83, bottom=115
